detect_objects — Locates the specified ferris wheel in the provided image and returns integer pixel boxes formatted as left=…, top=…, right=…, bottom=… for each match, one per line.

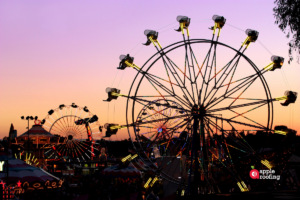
left=104, top=15, right=297, bottom=194
left=41, top=103, right=103, bottom=161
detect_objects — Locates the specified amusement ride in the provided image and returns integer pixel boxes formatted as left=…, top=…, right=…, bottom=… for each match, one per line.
left=41, top=103, right=103, bottom=162
left=103, top=15, right=298, bottom=195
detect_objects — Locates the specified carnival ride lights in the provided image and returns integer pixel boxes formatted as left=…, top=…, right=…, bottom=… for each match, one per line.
left=104, top=14, right=297, bottom=195
left=74, top=115, right=100, bottom=160
left=42, top=103, right=103, bottom=161
left=144, top=177, right=152, bottom=188
left=14, top=152, right=39, bottom=166
left=121, top=154, right=138, bottom=163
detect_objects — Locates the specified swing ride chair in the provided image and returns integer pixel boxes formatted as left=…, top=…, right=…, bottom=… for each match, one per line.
left=41, top=103, right=103, bottom=162
left=103, top=88, right=121, bottom=102
left=103, top=123, right=120, bottom=137
left=103, top=14, right=297, bottom=195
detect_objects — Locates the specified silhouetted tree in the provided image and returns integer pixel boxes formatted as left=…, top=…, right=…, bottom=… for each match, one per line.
left=273, top=0, right=300, bottom=64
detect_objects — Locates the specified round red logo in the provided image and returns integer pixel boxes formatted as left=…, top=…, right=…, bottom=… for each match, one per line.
left=249, top=169, right=259, bottom=179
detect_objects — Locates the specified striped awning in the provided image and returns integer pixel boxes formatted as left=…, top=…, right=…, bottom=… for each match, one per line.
left=0, top=153, right=59, bottom=184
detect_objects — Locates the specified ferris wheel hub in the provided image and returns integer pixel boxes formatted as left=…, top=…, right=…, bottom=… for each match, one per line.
left=192, top=104, right=206, bottom=117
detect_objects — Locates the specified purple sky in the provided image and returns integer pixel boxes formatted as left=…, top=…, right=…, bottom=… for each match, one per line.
left=0, top=0, right=299, bottom=140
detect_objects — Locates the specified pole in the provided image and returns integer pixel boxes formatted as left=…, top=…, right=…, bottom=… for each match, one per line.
left=187, top=105, right=201, bottom=196
left=193, top=113, right=200, bottom=195
left=200, top=116, right=207, bottom=193
left=28, top=119, right=30, bottom=162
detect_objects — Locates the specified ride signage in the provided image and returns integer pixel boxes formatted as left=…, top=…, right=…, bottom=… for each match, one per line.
left=0, top=161, right=7, bottom=173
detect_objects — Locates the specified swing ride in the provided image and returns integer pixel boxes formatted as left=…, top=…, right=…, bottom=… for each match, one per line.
left=103, top=15, right=298, bottom=195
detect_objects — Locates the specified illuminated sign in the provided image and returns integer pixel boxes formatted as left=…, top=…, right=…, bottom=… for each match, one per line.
left=0, top=161, right=4, bottom=172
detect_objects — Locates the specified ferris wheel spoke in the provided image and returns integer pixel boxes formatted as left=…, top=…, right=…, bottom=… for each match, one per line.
left=135, top=114, right=190, bottom=127
left=163, top=55, right=196, bottom=104
left=143, top=110, right=161, bottom=126
left=203, top=51, right=245, bottom=106
left=188, top=41, right=201, bottom=81
left=163, top=53, right=192, bottom=83
left=206, top=114, right=267, bottom=130
left=166, top=118, right=191, bottom=132
left=195, top=49, right=210, bottom=81
left=57, top=118, right=69, bottom=132
left=209, top=47, right=245, bottom=85
left=207, top=100, right=269, bottom=114
left=145, top=75, right=192, bottom=108
left=148, top=75, right=190, bottom=106
left=218, top=74, right=255, bottom=89
left=139, top=106, right=170, bottom=122
left=146, top=72, right=179, bottom=87
left=206, top=74, right=260, bottom=110
left=189, top=49, right=203, bottom=106
left=227, top=78, right=257, bottom=108
left=228, top=109, right=267, bottom=130
left=224, top=50, right=247, bottom=95
left=204, top=117, right=255, bottom=155
left=198, top=36, right=216, bottom=105
left=153, top=56, right=177, bottom=94
left=203, top=40, right=219, bottom=105
left=183, top=38, right=197, bottom=103
left=228, top=102, right=268, bottom=120
left=225, top=120, right=258, bottom=155
left=73, top=125, right=84, bottom=137
left=51, top=124, right=63, bottom=134
left=72, top=121, right=85, bottom=136
left=204, top=118, right=244, bottom=155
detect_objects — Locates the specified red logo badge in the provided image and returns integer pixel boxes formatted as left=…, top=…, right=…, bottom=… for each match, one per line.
left=250, top=169, right=259, bottom=179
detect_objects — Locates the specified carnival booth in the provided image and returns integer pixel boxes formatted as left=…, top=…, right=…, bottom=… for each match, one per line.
left=13, top=121, right=59, bottom=166
left=0, top=152, right=63, bottom=196
left=15, top=122, right=55, bottom=146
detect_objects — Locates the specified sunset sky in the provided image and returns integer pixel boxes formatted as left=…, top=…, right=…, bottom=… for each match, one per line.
left=1, top=0, right=299, bottom=140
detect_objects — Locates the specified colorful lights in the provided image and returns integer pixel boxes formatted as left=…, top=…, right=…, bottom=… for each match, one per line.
left=144, top=177, right=152, bottom=188
left=124, top=61, right=141, bottom=70
left=128, top=154, right=138, bottom=161
left=263, top=62, right=274, bottom=71
left=150, top=177, right=158, bottom=187
left=0, top=161, right=4, bottom=171
left=122, top=154, right=132, bottom=162
left=261, top=159, right=272, bottom=169
left=181, top=190, right=185, bottom=196
left=237, top=182, right=245, bottom=192
left=241, top=181, right=249, bottom=191
left=275, top=96, right=288, bottom=101
left=263, top=56, right=284, bottom=71
left=237, top=181, right=249, bottom=192
left=274, top=130, right=287, bottom=135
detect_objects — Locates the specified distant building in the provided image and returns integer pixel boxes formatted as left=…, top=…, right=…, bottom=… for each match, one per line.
left=9, top=123, right=17, bottom=140
left=13, top=130, right=17, bottom=138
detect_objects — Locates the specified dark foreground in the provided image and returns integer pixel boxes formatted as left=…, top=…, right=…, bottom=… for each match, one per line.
left=176, top=190, right=300, bottom=200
